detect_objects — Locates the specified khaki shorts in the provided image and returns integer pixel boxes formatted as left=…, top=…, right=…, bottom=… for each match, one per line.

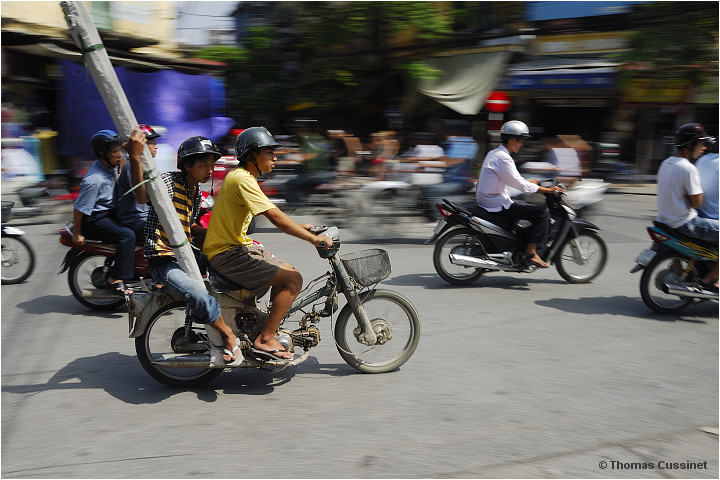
left=209, top=245, right=289, bottom=290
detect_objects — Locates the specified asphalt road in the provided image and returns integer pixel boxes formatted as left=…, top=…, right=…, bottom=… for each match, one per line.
left=2, top=192, right=717, bottom=478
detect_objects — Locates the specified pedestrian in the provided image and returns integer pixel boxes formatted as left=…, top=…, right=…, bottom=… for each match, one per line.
left=125, top=127, right=241, bottom=365
left=656, top=122, right=718, bottom=289
left=475, top=120, right=564, bottom=268
left=203, top=126, right=333, bottom=361
left=72, top=129, right=137, bottom=295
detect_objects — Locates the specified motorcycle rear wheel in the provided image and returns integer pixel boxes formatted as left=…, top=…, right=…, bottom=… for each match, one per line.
left=334, top=289, right=420, bottom=373
left=555, top=230, right=607, bottom=284
left=135, top=302, right=222, bottom=387
left=1, top=235, right=36, bottom=284
left=433, top=228, right=487, bottom=285
left=68, top=252, right=125, bottom=310
left=639, top=251, right=694, bottom=314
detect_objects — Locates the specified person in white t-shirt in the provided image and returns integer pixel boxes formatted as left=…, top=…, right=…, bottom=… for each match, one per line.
left=656, top=122, right=718, bottom=289
left=476, top=120, right=564, bottom=268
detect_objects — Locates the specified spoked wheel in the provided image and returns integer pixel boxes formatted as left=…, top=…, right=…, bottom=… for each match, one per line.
left=640, top=251, right=695, bottom=314
left=135, top=302, right=222, bottom=387
left=433, top=228, right=487, bottom=285
left=334, top=289, right=420, bottom=373
left=67, top=252, right=125, bottom=310
left=1, top=235, right=36, bottom=284
left=555, top=230, right=607, bottom=283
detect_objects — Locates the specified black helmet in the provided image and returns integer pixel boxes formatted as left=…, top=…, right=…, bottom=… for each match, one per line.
left=674, top=123, right=714, bottom=148
left=177, top=136, right=221, bottom=170
left=139, top=124, right=161, bottom=140
left=90, top=129, right=121, bottom=156
left=235, top=126, right=280, bottom=161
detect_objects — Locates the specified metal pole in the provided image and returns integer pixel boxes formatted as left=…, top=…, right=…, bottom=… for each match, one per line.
left=60, top=1, right=202, bottom=282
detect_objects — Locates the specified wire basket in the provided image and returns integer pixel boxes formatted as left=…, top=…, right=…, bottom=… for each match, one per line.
left=1, top=201, right=13, bottom=223
left=340, top=248, right=391, bottom=287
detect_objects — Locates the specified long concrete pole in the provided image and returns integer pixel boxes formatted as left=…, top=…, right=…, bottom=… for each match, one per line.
left=60, top=1, right=202, bottom=283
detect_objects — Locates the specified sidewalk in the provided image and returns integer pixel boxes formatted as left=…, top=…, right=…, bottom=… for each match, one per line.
left=606, top=183, right=657, bottom=195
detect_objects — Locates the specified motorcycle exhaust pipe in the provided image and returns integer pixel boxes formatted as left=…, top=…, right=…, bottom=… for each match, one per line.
left=662, top=283, right=719, bottom=300
left=151, top=351, right=309, bottom=369
left=449, top=253, right=504, bottom=271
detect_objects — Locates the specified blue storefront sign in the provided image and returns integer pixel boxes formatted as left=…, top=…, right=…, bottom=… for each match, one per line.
left=502, top=71, right=615, bottom=90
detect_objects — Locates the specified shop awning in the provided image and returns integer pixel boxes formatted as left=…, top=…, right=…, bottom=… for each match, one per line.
left=418, top=51, right=512, bottom=115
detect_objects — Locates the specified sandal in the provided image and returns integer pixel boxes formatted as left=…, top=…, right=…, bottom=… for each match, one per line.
left=106, top=279, right=132, bottom=296
left=520, top=253, right=549, bottom=269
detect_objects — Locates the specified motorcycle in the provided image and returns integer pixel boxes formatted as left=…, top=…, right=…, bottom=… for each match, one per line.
left=58, top=193, right=214, bottom=311
left=126, top=226, right=420, bottom=387
left=426, top=182, right=608, bottom=285
left=1, top=201, right=36, bottom=284
left=631, top=222, right=718, bottom=313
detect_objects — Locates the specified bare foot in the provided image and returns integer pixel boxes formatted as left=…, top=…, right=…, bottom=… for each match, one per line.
left=254, top=337, right=293, bottom=359
left=107, top=277, right=133, bottom=295
left=523, top=253, right=549, bottom=268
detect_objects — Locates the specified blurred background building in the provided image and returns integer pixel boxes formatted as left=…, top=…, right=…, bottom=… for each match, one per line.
left=1, top=1, right=717, bottom=186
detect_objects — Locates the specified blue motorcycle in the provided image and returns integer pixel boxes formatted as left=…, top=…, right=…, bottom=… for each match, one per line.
left=631, top=222, right=718, bottom=313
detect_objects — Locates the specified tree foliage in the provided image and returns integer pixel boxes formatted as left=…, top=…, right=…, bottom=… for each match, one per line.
left=618, top=1, right=718, bottom=85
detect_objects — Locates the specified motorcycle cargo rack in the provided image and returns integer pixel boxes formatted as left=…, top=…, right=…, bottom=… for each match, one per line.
left=340, top=248, right=391, bottom=287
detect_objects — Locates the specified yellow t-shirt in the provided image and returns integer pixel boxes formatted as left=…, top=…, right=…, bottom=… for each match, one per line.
left=203, top=167, right=276, bottom=259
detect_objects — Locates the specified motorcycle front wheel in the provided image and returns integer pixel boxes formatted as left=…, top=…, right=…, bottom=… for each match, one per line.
left=135, top=302, right=222, bottom=387
left=433, top=227, right=487, bottom=285
left=555, top=230, right=607, bottom=283
left=334, top=289, right=420, bottom=373
left=1, top=235, right=36, bottom=284
left=68, top=252, right=125, bottom=310
left=639, top=251, right=695, bottom=314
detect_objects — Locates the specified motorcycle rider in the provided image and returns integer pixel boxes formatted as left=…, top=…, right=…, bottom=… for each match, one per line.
left=72, top=130, right=137, bottom=295
left=203, top=126, right=333, bottom=361
left=475, top=120, right=564, bottom=268
left=125, top=128, right=241, bottom=364
left=656, top=122, right=718, bottom=290
left=116, top=124, right=160, bottom=241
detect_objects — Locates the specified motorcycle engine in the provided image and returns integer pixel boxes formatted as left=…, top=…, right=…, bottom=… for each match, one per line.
left=290, top=325, right=321, bottom=350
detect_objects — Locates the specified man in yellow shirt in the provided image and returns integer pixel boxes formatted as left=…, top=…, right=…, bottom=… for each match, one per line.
left=204, top=127, right=333, bottom=360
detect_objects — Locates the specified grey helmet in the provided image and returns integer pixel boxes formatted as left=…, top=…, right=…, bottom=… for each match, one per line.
left=500, top=120, right=532, bottom=142
left=235, top=126, right=280, bottom=161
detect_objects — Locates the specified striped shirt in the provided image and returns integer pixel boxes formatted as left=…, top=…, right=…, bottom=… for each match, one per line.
left=144, top=171, right=201, bottom=259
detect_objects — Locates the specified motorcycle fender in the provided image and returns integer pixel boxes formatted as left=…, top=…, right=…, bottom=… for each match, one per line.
left=571, top=218, right=601, bottom=232
left=127, top=288, right=182, bottom=338
left=424, top=219, right=452, bottom=245
left=58, top=248, right=83, bottom=274
left=2, top=226, right=25, bottom=235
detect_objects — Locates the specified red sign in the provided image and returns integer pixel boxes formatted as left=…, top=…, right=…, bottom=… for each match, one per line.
left=485, top=91, right=511, bottom=113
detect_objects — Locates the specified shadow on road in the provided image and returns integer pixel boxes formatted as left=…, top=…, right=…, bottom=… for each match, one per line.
left=13, top=295, right=125, bottom=319
left=2, top=353, right=359, bottom=404
left=537, top=295, right=716, bottom=322
left=384, top=272, right=566, bottom=289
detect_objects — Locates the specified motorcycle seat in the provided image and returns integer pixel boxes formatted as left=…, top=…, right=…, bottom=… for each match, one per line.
left=652, top=221, right=719, bottom=250
left=207, top=267, right=249, bottom=293
left=470, top=205, right=530, bottom=234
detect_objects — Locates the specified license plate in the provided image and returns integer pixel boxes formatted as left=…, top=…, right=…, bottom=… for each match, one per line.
left=635, top=248, right=656, bottom=266
left=433, top=219, right=446, bottom=235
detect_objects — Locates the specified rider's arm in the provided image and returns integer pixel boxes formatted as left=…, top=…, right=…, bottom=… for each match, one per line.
left=124, top=127, right=149, bottom=204
left=72, top=209, right=85, bottom=245
left=687, top=193, right=704, bottom=209
left=262, top=207, right=332, bottom=248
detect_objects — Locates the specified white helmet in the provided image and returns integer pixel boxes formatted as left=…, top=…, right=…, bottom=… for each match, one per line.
left=500, top=120, right=531, bottom=141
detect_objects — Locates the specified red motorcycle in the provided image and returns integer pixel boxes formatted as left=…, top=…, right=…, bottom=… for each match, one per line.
left=59, top=193, right=213, bottom=311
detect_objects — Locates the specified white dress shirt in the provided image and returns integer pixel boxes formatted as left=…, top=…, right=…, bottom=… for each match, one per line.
left=476, top=145, right=539, bottom=211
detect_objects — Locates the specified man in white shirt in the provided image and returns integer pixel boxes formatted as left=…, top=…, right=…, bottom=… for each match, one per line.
left=657, top=122, right=718, bottom=289
left=476, top=120, right=564, bottom=268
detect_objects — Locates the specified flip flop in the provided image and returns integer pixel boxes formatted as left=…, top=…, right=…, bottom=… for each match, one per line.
left=210, top=337, right=243, bottom=367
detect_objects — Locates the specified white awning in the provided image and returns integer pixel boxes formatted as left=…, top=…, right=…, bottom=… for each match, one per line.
left=418, top=51, right=511, bottom=115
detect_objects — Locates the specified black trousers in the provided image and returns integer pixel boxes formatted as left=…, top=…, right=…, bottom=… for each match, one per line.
left=477, top=200, right=550, bottom=246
